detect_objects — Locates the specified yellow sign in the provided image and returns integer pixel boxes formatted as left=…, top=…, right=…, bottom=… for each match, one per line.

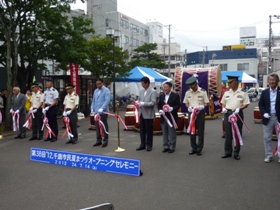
left=223, top=44, right=246, bottom=50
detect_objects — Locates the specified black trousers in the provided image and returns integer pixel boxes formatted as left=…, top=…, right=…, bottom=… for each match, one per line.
left=32, top=108, right=43, bottom=138
left=140, top=114, right=154, bottom=149
left=224, top=110, right=243, bottom=155
left=94, top=114, right=109, bottom=143
left=18, top=114, right=26, bottom=137
left=68, top=110, right=78, bottom=140
left=46, top=106, right=58, bottom=139
left=188, top=110, right=205, bottom=153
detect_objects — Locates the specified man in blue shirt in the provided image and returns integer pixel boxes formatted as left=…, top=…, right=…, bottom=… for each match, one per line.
left=91, top=78, right=111, bottom=148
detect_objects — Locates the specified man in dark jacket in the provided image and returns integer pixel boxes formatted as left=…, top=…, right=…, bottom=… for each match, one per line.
left=158, top=82, right=180, bottom=153
left=259, top=73, right=280, bottom=163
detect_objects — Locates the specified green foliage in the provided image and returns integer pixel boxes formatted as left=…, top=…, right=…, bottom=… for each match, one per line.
left=84, top=35, right=130, bottom=80
left=128, top=43, right=166, bottom=69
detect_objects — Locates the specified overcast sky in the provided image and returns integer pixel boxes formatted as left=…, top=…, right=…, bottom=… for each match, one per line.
left=72, top=0, right=280, bottom=52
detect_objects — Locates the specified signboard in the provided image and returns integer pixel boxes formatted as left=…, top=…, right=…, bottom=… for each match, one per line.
left=222, top=44, right=246, bottom=50
left=30, top=148, right=141, bottom=177
left=240, top=27, right=256, bottom=38
left=240, top=38, right=256, bottom=47
left=70, top=63, right=79, bottom=94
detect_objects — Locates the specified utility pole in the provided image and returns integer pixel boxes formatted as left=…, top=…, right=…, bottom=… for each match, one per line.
left=168, top=24, right=171, bottom=77
left=162, top=43, right=167, bottom=73
left=202, top=46, right=207, bottom=68
left=184, top=49, right=187, bottom=67
left=268, top=15, right=272, bottom=74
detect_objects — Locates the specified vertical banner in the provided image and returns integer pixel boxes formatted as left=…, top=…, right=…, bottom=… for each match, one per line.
left=70, top=63, right=79, bottom=94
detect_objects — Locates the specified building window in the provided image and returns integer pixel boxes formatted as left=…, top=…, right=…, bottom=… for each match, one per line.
left=262, top=52, right=268, bottom=57
left=124, top=36, right=129, bottom=44
left=220, top=64, right=228, bottom=71
left=144, top=29, right=148, bottom=36
left=170, top=64, right=176, bottom=68
left=237, top=63, right=249, bottom=71
left=130, top=23, right=139, bottom=33
left=132, top=38, right=139, bottom=47
left=170, top=56, right=176, bottom=61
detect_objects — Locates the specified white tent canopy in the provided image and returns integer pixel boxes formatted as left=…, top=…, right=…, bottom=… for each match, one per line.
left=112, top=66, right=172, bottom=97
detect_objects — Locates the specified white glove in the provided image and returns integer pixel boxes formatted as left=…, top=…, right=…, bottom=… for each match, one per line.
left=91, top=109, right=94, bottom=114
left=188, top=107, right=193, bottom=113
left=32, top=108, right=37, bottom=113
left=66, top=110, right=72, bottom=115
left=30, top=107, right=33, bottom=111
left=197, top=105, right=204, bottom=110
left=10, top=109, right=13, bottom=113
left=168, top=107, right=173, bottom=112
left=263, top=113, right=270, bottom=119
left=98, top=108, right=103, bottom=113
left=15, top=110, right=20, bottom=114
left=63, top=111, right=67, bottom=117
left=221, top=108, right=227, bottom=114
left=234, top=108, right=240, bottom=114
left=44, top=106, right=50, bottom=112
left=140, top=102, right=144, bottom=107
left=159, top=110, right=163, bottom=115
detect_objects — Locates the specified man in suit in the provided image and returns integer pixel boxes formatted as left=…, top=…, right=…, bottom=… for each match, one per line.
left=136, top=76, right=157, bottom=152
left=183, top=76, right=209, bottom=156
left=158, top=82, right=181, bottom=153
left=11, top=86, right=26, bottom=139
left=91, top=78, right=111, bottom=148
left=259, top=73, right=280, bottom=163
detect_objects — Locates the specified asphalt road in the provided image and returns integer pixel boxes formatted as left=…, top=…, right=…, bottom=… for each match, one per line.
left=1, top=101, right=280, bottom=210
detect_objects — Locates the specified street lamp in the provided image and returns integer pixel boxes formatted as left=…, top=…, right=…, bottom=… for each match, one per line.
left=106, top=28, right=120, bottom=113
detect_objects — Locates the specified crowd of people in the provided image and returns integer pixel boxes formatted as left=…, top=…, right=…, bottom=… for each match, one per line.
left=3, top=73, right=280, bottom=162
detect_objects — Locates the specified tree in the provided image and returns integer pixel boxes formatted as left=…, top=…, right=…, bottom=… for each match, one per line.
left=128, top=43, right=166, bottom=69
left=84, top=35, right=130, bottom=80
left=0, top=0, right=91, bottom=130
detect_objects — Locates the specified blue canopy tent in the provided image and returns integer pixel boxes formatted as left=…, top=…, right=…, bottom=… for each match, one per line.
left=113, top=66, right=172, bottom=96
left=221, top=71, right=257, bottom=83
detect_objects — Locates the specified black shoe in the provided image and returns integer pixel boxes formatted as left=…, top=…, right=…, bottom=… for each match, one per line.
left=66, top=139, right=73, bottom=144
left=37, top=137, right=43, bottom=140
left=19, top=136, right=25, bottom=139
left=29, top=137, right=37, bottom=141
left=93, top=142, right=102, bottom=147
left=197, top=152, right=202, bottom=156
left=102, top=142, right=108, bottom=148
left=189, top=151, right=197, bottom=155
left=136, top=146, right=146, bottom=151
left=146, top=147, right=152, bottom=152
left=234, top=155, right=240, bottom=160
left=221, top=154, right=232, bottom=158
left=168, top=149, right=175, bottom=153
left=162, top=148, right=169, bottom=153
left=44, top=138, right=51, bottom=142
left=222, top=135, right=225, bottom=138
left=14, top=135, right=21, bottom=139
left=51, top=139, right=57, bottom=142
left=72, top=139, right=77, bottom=144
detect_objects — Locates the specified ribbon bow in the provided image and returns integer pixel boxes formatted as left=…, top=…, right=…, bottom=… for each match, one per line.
left=273, top=123, right=280, bottom=157
left=41, top=113, right=56, bottom=139
left=23, top=109, right=35, bottom=130
left=228, top=114, right=243, bottom=146
left=94, top=113, right=109, bottom=138
left=187, top=107, right=200, bottom=135
left=12, top=111, right=20, bottom=131
left=62, top=117, right=74, bottom=140
left=162, top=103, right=178, bottom=128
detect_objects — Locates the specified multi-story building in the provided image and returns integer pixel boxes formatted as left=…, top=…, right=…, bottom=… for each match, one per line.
left=87, top=0, right=149, bottom=53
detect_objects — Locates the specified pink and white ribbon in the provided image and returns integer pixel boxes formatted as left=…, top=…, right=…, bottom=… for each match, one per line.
left=0, top=111, right=2, bottom=124
left=273, top=123, right=280, bottom=157
left=94, top=113, right=109, bottom=137
left=187, top=107, right=200, bottom=135
left=62, top=117, right=73, bottom=140
left=134, top=100, right=149, bottom=115
left=228, top=114, right=243, bottom=146
left=12, top=112, right=20, bottom=131
left=163, top=102, right=178, bottom=129
left=103, top=112, right=128, bottom=130
left=41, top=113, right=56, bottom=139
left=23, top=110, right=35, bottom=130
